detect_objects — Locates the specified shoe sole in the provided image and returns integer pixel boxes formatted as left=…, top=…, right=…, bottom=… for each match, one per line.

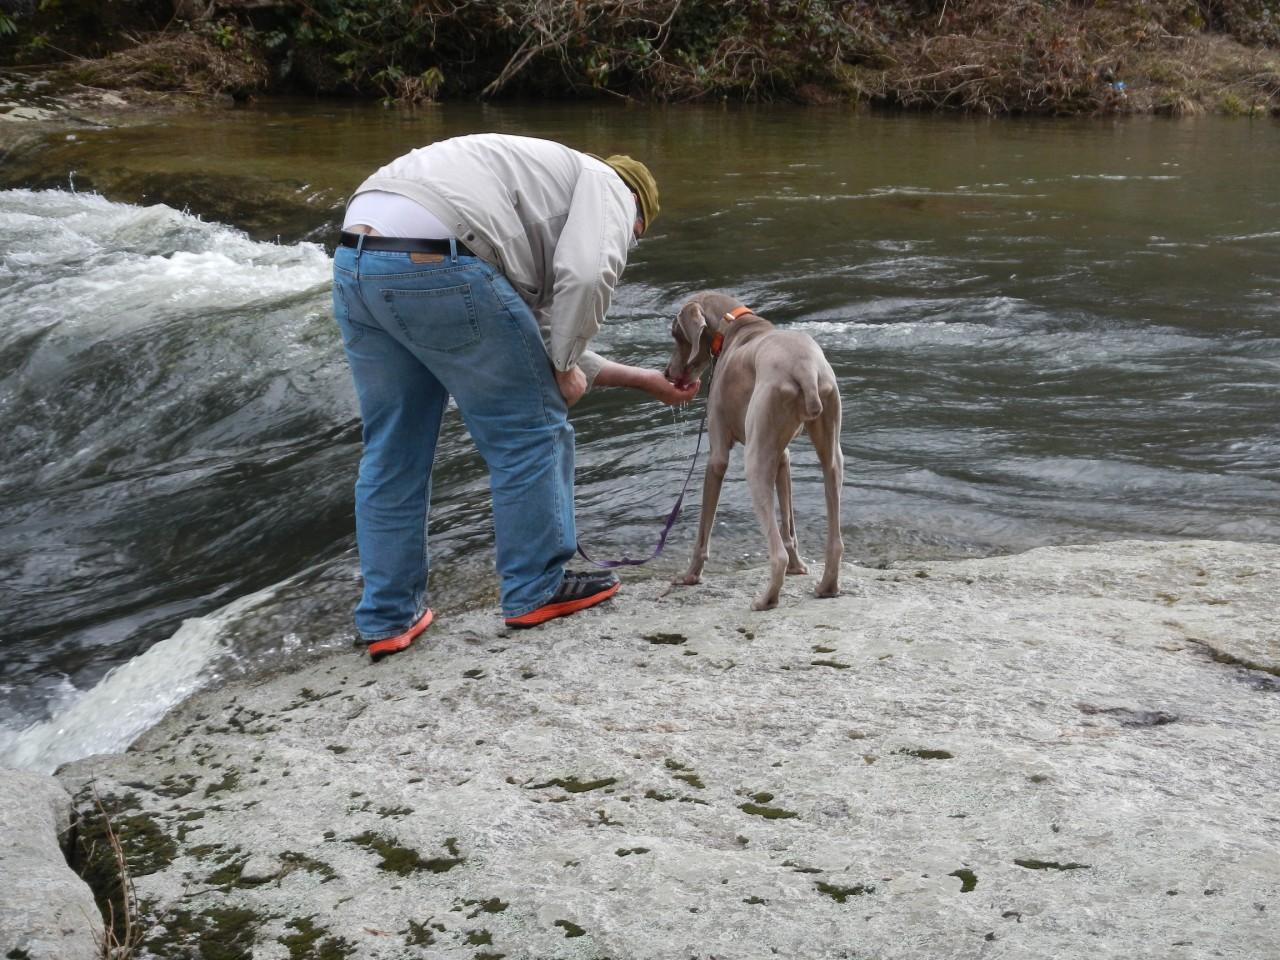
left=505, top=581, right=620, bottom=629
left=368, top=608, right=434, bottom=663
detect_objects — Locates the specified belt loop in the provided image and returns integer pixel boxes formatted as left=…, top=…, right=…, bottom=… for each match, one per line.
left=354, top=233, right=366, bottom=282
left=448, top=236, right=458, bottom=263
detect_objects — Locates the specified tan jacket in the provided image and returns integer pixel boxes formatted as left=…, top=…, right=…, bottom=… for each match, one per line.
left=351, top=134, right=637, bottom=386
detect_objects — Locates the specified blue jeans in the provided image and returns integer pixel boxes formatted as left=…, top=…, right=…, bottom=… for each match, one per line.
left=332, top=243, right=575, bottom=639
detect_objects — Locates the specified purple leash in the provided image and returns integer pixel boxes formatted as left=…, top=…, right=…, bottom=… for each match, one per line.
left=577, top=385, right=709, bottom=569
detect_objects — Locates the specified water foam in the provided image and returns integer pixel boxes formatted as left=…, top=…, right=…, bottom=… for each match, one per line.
left=0, top=582, right=290, bottom=774
left=0, top=188, right=331, bottom=346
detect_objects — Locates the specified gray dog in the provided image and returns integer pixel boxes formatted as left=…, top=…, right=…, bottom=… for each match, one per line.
left=663, top=291, right=844, bottom=610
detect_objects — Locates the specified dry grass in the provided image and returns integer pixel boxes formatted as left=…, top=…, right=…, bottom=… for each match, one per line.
left=67, top=32, right=267, bottom=98
left=1126, top=34, right=1280, bottom=115
left=868, top=0, right=1280, bottom=115
left=22, top=1, right=1280, bottom=113
left=86, top=789, right=143, bottom=959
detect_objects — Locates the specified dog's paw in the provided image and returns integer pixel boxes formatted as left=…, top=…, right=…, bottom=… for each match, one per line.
left=786, top=560, right=810, bottom=576
left=814, top=582, right=840, bottom=599
left=751, top=595, right=779, bottom=612
left=671, top=573, right=702, bottom=586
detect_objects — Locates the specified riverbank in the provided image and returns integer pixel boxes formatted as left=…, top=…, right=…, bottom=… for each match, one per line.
left=5, top=540, right=1278, bottom=959
left=3, top=1, right=1280, bottom=116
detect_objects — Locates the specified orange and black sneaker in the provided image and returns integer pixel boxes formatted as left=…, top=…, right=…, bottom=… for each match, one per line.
left=504, top=570, right=620, bottom=629
left=368, top=608, right=434, bottom=663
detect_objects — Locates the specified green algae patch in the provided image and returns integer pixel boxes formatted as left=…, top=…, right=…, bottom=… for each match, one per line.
left=279, top=917, right=355, bottom=959
left=530, top=776, right=618, bottom=794
left=663, top=760, right=705, bottom=789
left=783, top=861, right=822, bottom=874
left=154, top=773, right=199, bottom=798
left=949, top=868, right=978, bottom=892
left=463, top=898, right=509, bottom=917
left=204, top=771, right=242, bottom=797
left=894, top=748, right=954, bottom=760
left=738, top=802, right=799, bottom=820
left=105, top=811, right=179, bottom=877
left=405, top=919, right=446, bottom=946
left=554, top=919, right=586, bottom=938
left=346, top=832, right=465, bottom=875
left=615, top=847, right=650, bottom=856
left=144, top=905, right=266, bottom=959
left=815, top=880, right=874, bottom=902
left=280, top=851, right=338, bottom=883
left=644, top=632, right=687, bottom=645
left=207, top=856, right=255, bottom=887
left=74, top=792, right=179, bottom=944
left=1014, top=858, right=1091, bottom=871
left=811, top=659, right=852, bottom=669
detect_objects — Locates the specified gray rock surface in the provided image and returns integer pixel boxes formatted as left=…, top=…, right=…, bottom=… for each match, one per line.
left=0, top=769, right=103, bottom=960
left=53, top=540, right=1280, bottom=959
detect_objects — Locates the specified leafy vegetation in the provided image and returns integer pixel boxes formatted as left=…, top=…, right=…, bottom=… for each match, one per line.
left=2, top=0, right=1279, bottom=113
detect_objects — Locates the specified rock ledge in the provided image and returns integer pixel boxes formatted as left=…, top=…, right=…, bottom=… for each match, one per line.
left=25, top=540, right=1280, bottom=958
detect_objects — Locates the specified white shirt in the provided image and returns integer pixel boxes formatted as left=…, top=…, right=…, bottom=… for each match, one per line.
left=342, top=190, right=452, bottom=238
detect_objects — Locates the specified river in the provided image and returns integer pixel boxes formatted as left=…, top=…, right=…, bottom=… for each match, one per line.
left=1, top=100, right=1277, bottom=772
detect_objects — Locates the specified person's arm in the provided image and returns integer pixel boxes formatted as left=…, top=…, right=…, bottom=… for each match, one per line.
left=546, top=169, right=631, bottom=375
left=591, top=358, right=700, bottom=405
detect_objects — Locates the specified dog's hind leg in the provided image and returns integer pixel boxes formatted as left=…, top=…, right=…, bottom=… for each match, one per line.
left=806, top=398, right=845, bottom=598
left=775, top=449, right=808, bottom=575
left=746, top=444, right=787, bottom=611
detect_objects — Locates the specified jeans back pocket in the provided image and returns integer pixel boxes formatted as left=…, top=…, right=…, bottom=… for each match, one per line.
left=383, top=283, right=480, bottom=353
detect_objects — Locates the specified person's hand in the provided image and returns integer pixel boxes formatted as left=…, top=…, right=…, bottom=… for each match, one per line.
left=555, top=365, right=588, bottom=407
left=646, top=370, right=701, bottom=406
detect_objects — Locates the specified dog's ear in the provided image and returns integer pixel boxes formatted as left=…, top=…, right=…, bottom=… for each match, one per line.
left=675, top=302, right=708, bottom=366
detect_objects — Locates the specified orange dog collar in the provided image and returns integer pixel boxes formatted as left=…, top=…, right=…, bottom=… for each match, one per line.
left=710, top=306, right=753, bottom=357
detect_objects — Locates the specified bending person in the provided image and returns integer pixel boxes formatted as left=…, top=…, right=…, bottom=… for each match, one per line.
left=332, top=133, right=696, bottom=661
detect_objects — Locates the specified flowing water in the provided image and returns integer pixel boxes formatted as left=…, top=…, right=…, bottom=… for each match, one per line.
left=1, top=101, right=1278, bottom=771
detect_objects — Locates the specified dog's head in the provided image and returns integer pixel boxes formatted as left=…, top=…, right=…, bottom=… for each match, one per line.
left=663, top=300, right=714, bottom=388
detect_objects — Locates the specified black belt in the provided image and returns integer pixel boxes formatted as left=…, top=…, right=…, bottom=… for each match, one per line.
left=339, top=231, right=475, bottom=257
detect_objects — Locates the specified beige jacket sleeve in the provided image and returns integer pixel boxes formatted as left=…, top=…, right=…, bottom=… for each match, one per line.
left=546, top=165, right=633, bottom=374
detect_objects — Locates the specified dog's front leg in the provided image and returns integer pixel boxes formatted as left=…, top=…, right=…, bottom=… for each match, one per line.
left=672, top=449, right=728, bottom=586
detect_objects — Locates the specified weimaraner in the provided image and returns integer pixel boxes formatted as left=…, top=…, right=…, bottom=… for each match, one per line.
left=663, top=291, right=844, bottom=610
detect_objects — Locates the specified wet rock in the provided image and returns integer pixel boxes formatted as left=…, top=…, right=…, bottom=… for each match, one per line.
left=1076, top=704, right=1179, bottom=727
left=0, top=769, right=102, bottom=960
left=46, top=540, right=1280, bottom=958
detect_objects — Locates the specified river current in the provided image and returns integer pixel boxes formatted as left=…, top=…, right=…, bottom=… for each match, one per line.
left=1, top=103, right=1277, bottom=772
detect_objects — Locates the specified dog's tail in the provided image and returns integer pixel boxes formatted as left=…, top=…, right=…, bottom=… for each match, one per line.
left=797, top=374, right=824, bottom=421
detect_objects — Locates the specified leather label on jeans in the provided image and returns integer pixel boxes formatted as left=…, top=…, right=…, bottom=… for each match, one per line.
left=409, top=252, right=446, bottom=263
